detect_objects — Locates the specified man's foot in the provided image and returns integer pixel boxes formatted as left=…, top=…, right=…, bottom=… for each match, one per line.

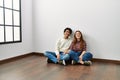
left=71, top=60, right=77, bottom=65
left=58, top=60, right=66, bottom=65
left=84, top=61, right=92, bottom=66
left=47, top=58, right=53, bottom=63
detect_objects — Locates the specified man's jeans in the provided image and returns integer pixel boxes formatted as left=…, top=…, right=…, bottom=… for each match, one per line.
left=44, top=51, right=70, bottom=63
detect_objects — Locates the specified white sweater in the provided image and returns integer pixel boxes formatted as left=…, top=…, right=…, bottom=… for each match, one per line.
left=55, top=37, right=72, bottom=55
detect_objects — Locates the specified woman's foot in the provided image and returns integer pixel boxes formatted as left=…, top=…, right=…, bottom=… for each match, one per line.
left=83, top=61, right=92, bottom=66
left=71, top=60, right=77, bottom=65
left=79, top=60, right=84, bottom=64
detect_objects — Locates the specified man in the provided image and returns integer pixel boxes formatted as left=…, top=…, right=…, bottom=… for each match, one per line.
left=44, top=27, right=72, bottom=65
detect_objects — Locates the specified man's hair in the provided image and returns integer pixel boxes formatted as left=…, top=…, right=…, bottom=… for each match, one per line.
left=64, top=27, right=72, bottom=34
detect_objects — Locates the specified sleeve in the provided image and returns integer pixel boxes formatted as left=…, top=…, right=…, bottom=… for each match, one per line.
left=83, top=41, right=87, bottom=51
left=55, top=39, right=61, bottom=55
left=69, top=41, right=73, bottom=50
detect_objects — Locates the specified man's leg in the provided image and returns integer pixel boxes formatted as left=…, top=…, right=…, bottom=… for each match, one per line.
left=60, top=54, right=70, bottom=61
left=58, top=52, right=70, bottom=65
left=44, top=51, right=58, bottom=63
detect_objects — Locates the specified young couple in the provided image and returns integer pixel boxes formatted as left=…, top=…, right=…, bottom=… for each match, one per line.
left=44, top=27, right=93, bottom=66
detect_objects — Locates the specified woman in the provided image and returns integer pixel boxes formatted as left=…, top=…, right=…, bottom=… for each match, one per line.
left=69, top=30, right=93, bottom=66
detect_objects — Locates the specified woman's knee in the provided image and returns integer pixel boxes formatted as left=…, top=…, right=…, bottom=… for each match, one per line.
left=69, top=50, right=75, bottom=55
left=82, top=52, right=93, bottom=61
left=86, top=52, right=93, bottom=58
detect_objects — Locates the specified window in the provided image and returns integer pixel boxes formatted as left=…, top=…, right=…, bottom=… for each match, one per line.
left=0, top=0, right=21, bottom=44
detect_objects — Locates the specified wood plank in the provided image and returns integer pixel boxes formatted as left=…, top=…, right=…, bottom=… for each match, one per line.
left=0, top=55, right=120, bottom=80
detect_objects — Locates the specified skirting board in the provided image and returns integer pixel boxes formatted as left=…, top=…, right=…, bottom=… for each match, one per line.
left=0, top=52, right=120, bottom=65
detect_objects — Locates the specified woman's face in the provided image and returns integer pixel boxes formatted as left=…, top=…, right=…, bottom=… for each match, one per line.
left=75, top=32, right=81, bottom=39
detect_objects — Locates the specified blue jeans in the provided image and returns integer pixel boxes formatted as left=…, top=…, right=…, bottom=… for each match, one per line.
left=69, top=50, right=93, bottom=62
left=44, top=51, right=70, bottom=63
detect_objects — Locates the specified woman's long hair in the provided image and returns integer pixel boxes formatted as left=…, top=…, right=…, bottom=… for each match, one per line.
left=72, top=30, right=86, bottom=50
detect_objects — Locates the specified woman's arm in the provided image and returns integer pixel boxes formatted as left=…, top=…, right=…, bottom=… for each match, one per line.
left=79, top=51, right=86, bottom=59
left=79, top=42, right=87, bottom=60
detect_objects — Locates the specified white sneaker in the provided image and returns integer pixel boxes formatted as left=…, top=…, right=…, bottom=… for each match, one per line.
left=63, top=60, right=66, bottom=66
left=71, top=60, right=77, bottom=65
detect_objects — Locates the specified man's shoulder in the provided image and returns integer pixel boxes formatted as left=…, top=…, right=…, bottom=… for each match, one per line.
left=57, top=37, right=63, bottom=41
left=68, top=37, right=73, bottom=41
left=56, top=37, right=64, bottom=43
left=57, top=37, right=73, bottom=42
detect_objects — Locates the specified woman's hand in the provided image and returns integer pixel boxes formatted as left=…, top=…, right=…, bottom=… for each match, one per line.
left=79, top=51, right=86, bottom=64
left=79, top=51, right=86, bottom=60
left=79, top=55, right=82, bottom=60
left=79, top=55, right=84, bottom=64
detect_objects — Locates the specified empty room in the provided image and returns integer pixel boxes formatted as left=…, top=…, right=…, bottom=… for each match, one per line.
left=0, top=0, right=120, bottom=80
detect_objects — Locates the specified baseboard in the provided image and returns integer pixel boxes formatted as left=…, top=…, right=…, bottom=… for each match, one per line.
left=0, top=52, right=120, bottom=65
left=0, top=52, right=44, bottom=65
left=92, top=58, right=120, bottom=64
left=32, top=52, right=44, bottom=56
left=0, top=53, right=34, bottom=65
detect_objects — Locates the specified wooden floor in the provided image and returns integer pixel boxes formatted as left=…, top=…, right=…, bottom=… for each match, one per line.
left=0, top=55, right=120, bottom=80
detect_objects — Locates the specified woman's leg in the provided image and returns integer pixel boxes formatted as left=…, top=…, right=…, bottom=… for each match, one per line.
left=44, top=51, right=58, bottom=63
left=82, top=52, right=93, bottom=61
left=69, top=50, right=80, bottom=62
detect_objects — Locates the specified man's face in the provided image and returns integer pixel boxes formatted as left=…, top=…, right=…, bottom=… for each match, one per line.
left=64, top=30, right=71, bottom=38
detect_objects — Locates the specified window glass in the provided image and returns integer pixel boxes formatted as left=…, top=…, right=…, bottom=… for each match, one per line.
left=14, top=27, right=20, bottom=41
left=0, top=8, right=3, bottom=24
left=0, top=26, right=4, bottom=42
left=5, top=9, right=12, bottom=25
left=14, top=11, right=20, bottom=26
left=0, top=0, right=3, bottom=6
left=13, top=0, right=19, bottom=10
left=5, top=26, right=13, bottom=42
left=4, top=0, right=12, bottom=8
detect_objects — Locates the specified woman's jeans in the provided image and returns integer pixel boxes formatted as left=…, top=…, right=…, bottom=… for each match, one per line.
left=44, top=51, right=70, bottom=63
left=69, top=50, right=93, bottom=62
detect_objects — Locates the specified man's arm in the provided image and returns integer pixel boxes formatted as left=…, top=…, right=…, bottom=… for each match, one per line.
left=64, top=41, right=73, bottom=54
left=55, top=39, right=61, bottom=60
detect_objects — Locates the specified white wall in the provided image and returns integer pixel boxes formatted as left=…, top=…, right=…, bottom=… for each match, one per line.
left=33, top=0, right=120, bottom=60
left=0, top=0, right=120, bottom=61
left=0, top=0, right=33, bottom=60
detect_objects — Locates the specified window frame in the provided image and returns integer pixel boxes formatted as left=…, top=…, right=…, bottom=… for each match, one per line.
left=0, top=0, right=22, bottom=44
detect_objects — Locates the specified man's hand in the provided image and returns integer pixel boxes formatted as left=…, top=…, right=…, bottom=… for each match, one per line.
left=57, top=54, right=60, bottom=60
left=64, top=49, right=69, bottom=54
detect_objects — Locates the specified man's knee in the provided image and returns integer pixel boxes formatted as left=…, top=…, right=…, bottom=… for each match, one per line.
left=44, top=51, right=49, bottom=56
left=63, top=54, right=70, bottom=60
